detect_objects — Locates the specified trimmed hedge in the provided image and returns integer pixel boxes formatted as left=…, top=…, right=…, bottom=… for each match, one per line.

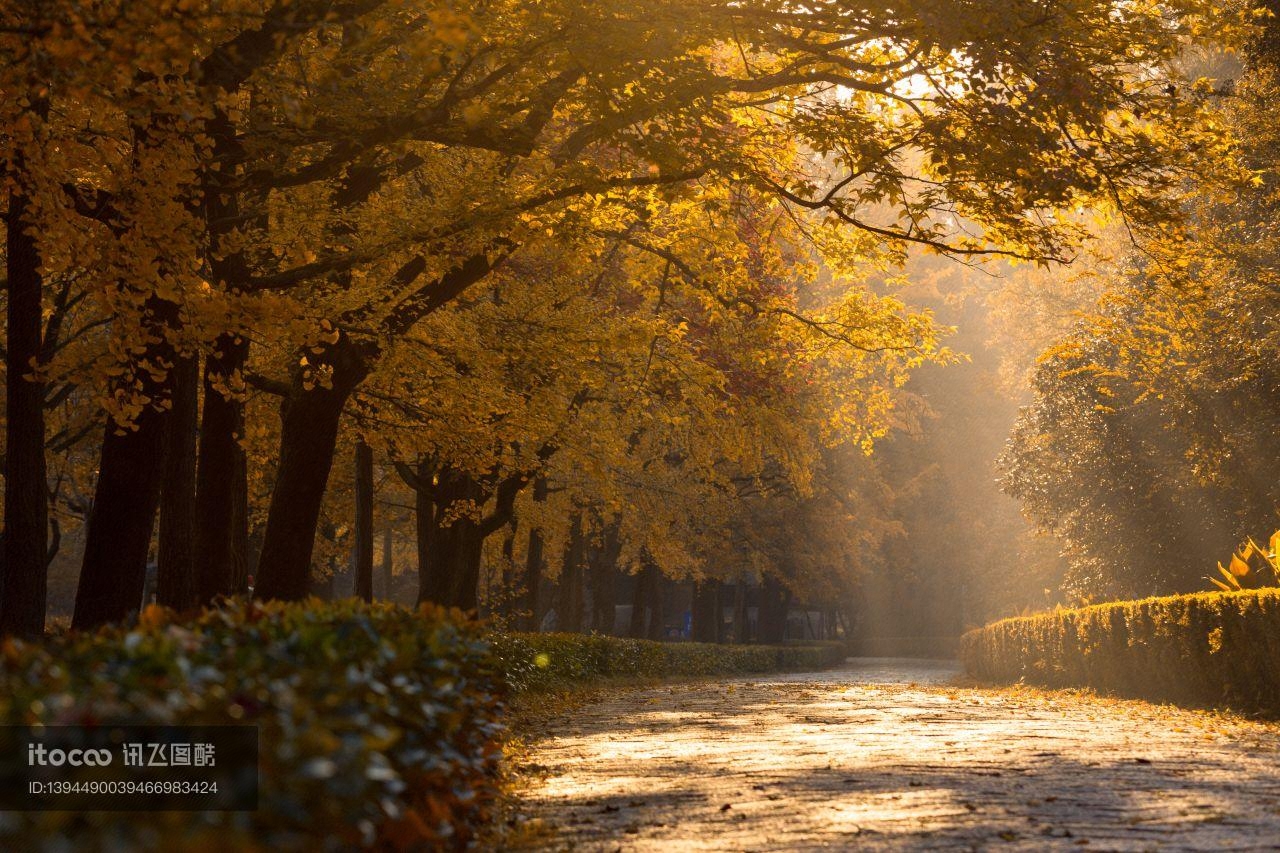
left=0, top=600, right=505, bottom=851
left=0, top=601, right=845, bottom=850
left=961, top=588, right=1280, bottom=711
left=492, top=633, right=847, bottom=692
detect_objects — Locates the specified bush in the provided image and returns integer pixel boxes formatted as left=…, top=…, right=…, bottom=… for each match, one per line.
left=0, top=600, right=506, bottom=852
left=961, top=589, right=1280, bottom=712
left=0, top=601, right=845, bottom=851
left=491, top=632, right=846, bottom=692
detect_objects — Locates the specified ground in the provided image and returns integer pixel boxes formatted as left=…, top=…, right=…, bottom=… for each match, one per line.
left=507, top=658, right=1280, bottom=851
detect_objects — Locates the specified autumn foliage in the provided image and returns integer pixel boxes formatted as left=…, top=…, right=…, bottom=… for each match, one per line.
left=0, top=0, right=1261, bottom=639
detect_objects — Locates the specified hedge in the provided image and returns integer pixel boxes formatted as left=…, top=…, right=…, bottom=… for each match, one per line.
left=0, top=601, right=846, bottom=851
left=0, top=600, right=505, bottom=851
left=492, top=633, right=847, bottom=692
left=961, top=588, right=1280, bottom=712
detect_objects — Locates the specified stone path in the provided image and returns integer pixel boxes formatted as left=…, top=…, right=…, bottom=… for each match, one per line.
left=508, top=658, right=1280, bottom=851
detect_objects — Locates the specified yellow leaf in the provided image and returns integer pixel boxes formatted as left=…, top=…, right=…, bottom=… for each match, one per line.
left=1217, top=563, right=1241, bottom=589
left=1229, top=553, right=1250, bottom=578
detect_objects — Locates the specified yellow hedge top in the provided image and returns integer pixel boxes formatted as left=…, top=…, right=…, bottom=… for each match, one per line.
left=967, top=587, right=1280, bottom=637
left=961, top=587, right=1280, bottom=712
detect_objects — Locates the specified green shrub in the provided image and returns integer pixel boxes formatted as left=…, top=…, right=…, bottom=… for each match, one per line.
left=0, top=600, right=506, bottom=851
left=0, top=601, right=845, bottom=851
left=961, top=589, right=1280, bottom=711
left=491, top=632, right=845, bottom=692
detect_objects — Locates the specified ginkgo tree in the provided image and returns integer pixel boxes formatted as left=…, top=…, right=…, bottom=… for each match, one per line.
left=314, top=163, right=939, bottom=612
left=0, top=0, right=1255, bottom=632
left=243, top=0, right=1245, bottom=610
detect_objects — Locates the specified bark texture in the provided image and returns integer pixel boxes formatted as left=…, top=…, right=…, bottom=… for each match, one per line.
left=2, top=175, right=49, bottom=636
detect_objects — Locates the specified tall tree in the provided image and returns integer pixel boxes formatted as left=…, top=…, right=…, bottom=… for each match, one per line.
left=1, top=94, right=49, bottom=636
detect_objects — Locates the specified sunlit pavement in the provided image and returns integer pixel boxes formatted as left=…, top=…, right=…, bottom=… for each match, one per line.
left=508, top=658, right=1280, bottom=851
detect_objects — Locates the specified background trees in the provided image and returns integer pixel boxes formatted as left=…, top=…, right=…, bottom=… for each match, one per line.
left=998, top=26, right=1280, bottom=602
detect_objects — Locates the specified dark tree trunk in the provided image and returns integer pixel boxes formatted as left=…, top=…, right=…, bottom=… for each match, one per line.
left=156, top=355, right=200, bottom=611
left=732, top=579, right=748, bottom=644
left=74, top=162, right=183, bottom=636
left=557, top=513, right=586, bottom=633
left=496, top=526, right=517, bottom=617
left=73, top=409, right=169, bottom=629
left=413, top=460, right=434, bottom=605
left=588, top=522, right=621, bottom=635
left=353, top=439, right=374, bottom=602
left=628, top=559, right=654, bottom=639
left=255, top=335, right=369, bottom=601
left=193, top=334, right=250, bottom=602
left=757, top=573, right=791, bottom=645
left=691, top=579, right=720, bottom=643
left=380, top=526, right=394, bottom=601
left=194, top=98, right=260, bottom=603
left=516, top=477, right=548, bottom=631
left=229, top=438, right=250, bottom=593
left=646, top=570, right=666, bottom=641
left=415, top=466, right=487, bottom=610
left=2, top=172, right=49, bottom=637
left=424, top=520, right=485, bottom=611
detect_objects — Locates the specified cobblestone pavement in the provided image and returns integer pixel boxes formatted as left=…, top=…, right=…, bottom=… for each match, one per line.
left=508, top=658, right=1280, bottom=851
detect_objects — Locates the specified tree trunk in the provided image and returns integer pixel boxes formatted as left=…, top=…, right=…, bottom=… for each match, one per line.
left=496, top=526, right=517, bottom=617
left=517, top=477, right=548, bottom=631
left=381, top=526, right=394, bottom=601
left=646, top=569, right=666, bottom=641
left=588, top=522, right=621, bottom=635
left=72, top=410, right=169, bottom=629
left=732, top=579, right=748, bottom=644
left=557, top=513, right=586, bottom=633
left=413, top=460, right=433, bottom=601
left=628, top=558, right=655, bottom=639
left=434, top=521, right=485, bottom=611
left=194, top=99, right=260, bottom=603
left=353, top=439, right=374, bottom=602
left=757, top=573, right=790, bottom=645
left=417, top=515, right=485, bottom=610
left=414, top=465, right=488, bottom=610
left=1, top=170, right=49, bottom=637
left=255, top=334, right=369, bottom=601
left=691, top=579, right=720, bottom=643
left=229, top=436, right=250, bottom=594
left=193, top=334, right=250, bottom=602
left=156, top=355, right=199, bottom=611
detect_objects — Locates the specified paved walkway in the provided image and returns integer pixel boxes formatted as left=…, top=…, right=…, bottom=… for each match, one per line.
left=509, top=658, right=1280, bottom=851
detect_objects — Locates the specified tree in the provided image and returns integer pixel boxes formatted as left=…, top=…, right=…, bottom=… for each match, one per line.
left=1, top=0, right=1254, bottom=633
left=229, top=0, right=1242, bottom=602
left=999, top=23, right=1280, bottom=601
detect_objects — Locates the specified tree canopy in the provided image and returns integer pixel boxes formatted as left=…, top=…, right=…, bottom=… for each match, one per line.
left=0, top=0, right=1259, bottom=635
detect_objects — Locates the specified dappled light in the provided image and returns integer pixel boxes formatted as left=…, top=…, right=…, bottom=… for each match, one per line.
left=510, top=662, right=1280, bottom=850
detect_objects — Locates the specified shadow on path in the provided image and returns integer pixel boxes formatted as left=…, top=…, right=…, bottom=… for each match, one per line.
left=509, top=658, right=1280, bottom=851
